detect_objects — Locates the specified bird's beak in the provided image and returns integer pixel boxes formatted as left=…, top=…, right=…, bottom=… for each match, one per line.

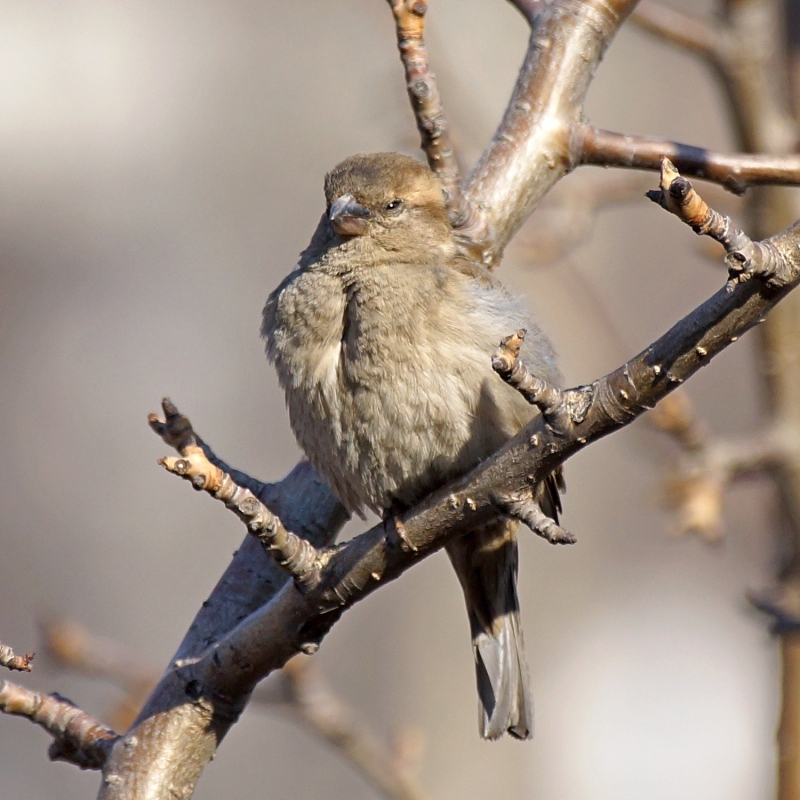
left=329, top=194, right=370, bottom=237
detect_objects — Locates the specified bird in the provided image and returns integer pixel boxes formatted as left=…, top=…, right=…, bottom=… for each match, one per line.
left=262, top=152, right=563, bottom=740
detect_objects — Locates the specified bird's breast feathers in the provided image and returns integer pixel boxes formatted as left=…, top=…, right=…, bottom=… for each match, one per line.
left=263, top=261, right=544, bottom=512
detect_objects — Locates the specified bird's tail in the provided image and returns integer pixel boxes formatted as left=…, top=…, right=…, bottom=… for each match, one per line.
left=447, top=518, right=532, bottom=740
left=446, top=472, right=563, bottom=740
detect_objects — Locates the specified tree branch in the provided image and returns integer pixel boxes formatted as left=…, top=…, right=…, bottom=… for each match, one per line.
left=0, top=640, right=33, bottom=672
left=459, top=0, right=641, bottom=266
left=148, top=398, right=273, bottom=498
left=579, top=126, right=800, bottom=194
left=130, top=168, right=800, bottom=778
left=630, top=1, right=721, bottom=57
left=42, top=617, right=430, bottom=800
left=386, top=0, right=472, bottom=232
left=0, top=680, right=116, bottom=769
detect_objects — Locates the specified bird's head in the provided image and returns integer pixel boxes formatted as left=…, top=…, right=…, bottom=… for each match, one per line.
left=322, top=152, right=452, bottom=254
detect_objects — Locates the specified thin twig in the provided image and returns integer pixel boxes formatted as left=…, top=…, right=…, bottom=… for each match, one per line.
left=156, top=439, right=328, bottom=593
left=148, top=398, right=273, bottom=498
left=0, top=640, right=34, bottom=672
left=491, top=330, right=572, bottom=429
left=386, top=0, right=472, bottom=230
left=492, top=493, right=576, bottom=544
left=647, top=156, right=788, bottom=284
left=579, top=126, right=800, bottom=194
left=0, top=680, right=116, bottom=769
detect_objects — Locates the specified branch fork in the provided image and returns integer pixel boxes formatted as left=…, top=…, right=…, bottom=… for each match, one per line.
left=647, top=156, right=791, bottom=286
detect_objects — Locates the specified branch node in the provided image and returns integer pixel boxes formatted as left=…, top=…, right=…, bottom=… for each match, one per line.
left=385, top=515, right=418, bottom=553
left=159, top=442, right=326, bottom=591
left=0, top=681, right=117, bottom=770
left=492, top=330, right=572, bottom=430
left=648, top=157, right=793, bottom=285
left=493, top=494, right=576, bottom=544
left=0, top=641, right=34, bottom=672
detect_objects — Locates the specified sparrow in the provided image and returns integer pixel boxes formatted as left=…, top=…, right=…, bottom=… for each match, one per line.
left=262, top=152, right=563, bottom=739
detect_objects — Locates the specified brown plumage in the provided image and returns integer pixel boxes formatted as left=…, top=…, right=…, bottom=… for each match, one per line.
left=262, top=152, right=563, bottom=739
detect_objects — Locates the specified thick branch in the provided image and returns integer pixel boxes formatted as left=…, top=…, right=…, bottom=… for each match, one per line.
left=459, top=0, right=640, bottom=266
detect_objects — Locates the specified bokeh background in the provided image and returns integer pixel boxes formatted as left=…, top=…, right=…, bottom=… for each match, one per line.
left=0, top=1, right=779, bottom=798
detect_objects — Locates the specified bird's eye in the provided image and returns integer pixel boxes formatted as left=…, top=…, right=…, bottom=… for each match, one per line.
left=385, top=199, right=403, bottom=213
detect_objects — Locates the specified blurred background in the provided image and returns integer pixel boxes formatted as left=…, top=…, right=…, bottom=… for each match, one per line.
left=0, top=0, right=780, bottom=798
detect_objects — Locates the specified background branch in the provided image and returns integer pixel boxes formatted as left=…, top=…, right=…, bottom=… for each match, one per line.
left=43, top=618, right=429, bottom=800
left=630, top=1, right=721, bottom=56
left=652, top=392, right=784, bottom=540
